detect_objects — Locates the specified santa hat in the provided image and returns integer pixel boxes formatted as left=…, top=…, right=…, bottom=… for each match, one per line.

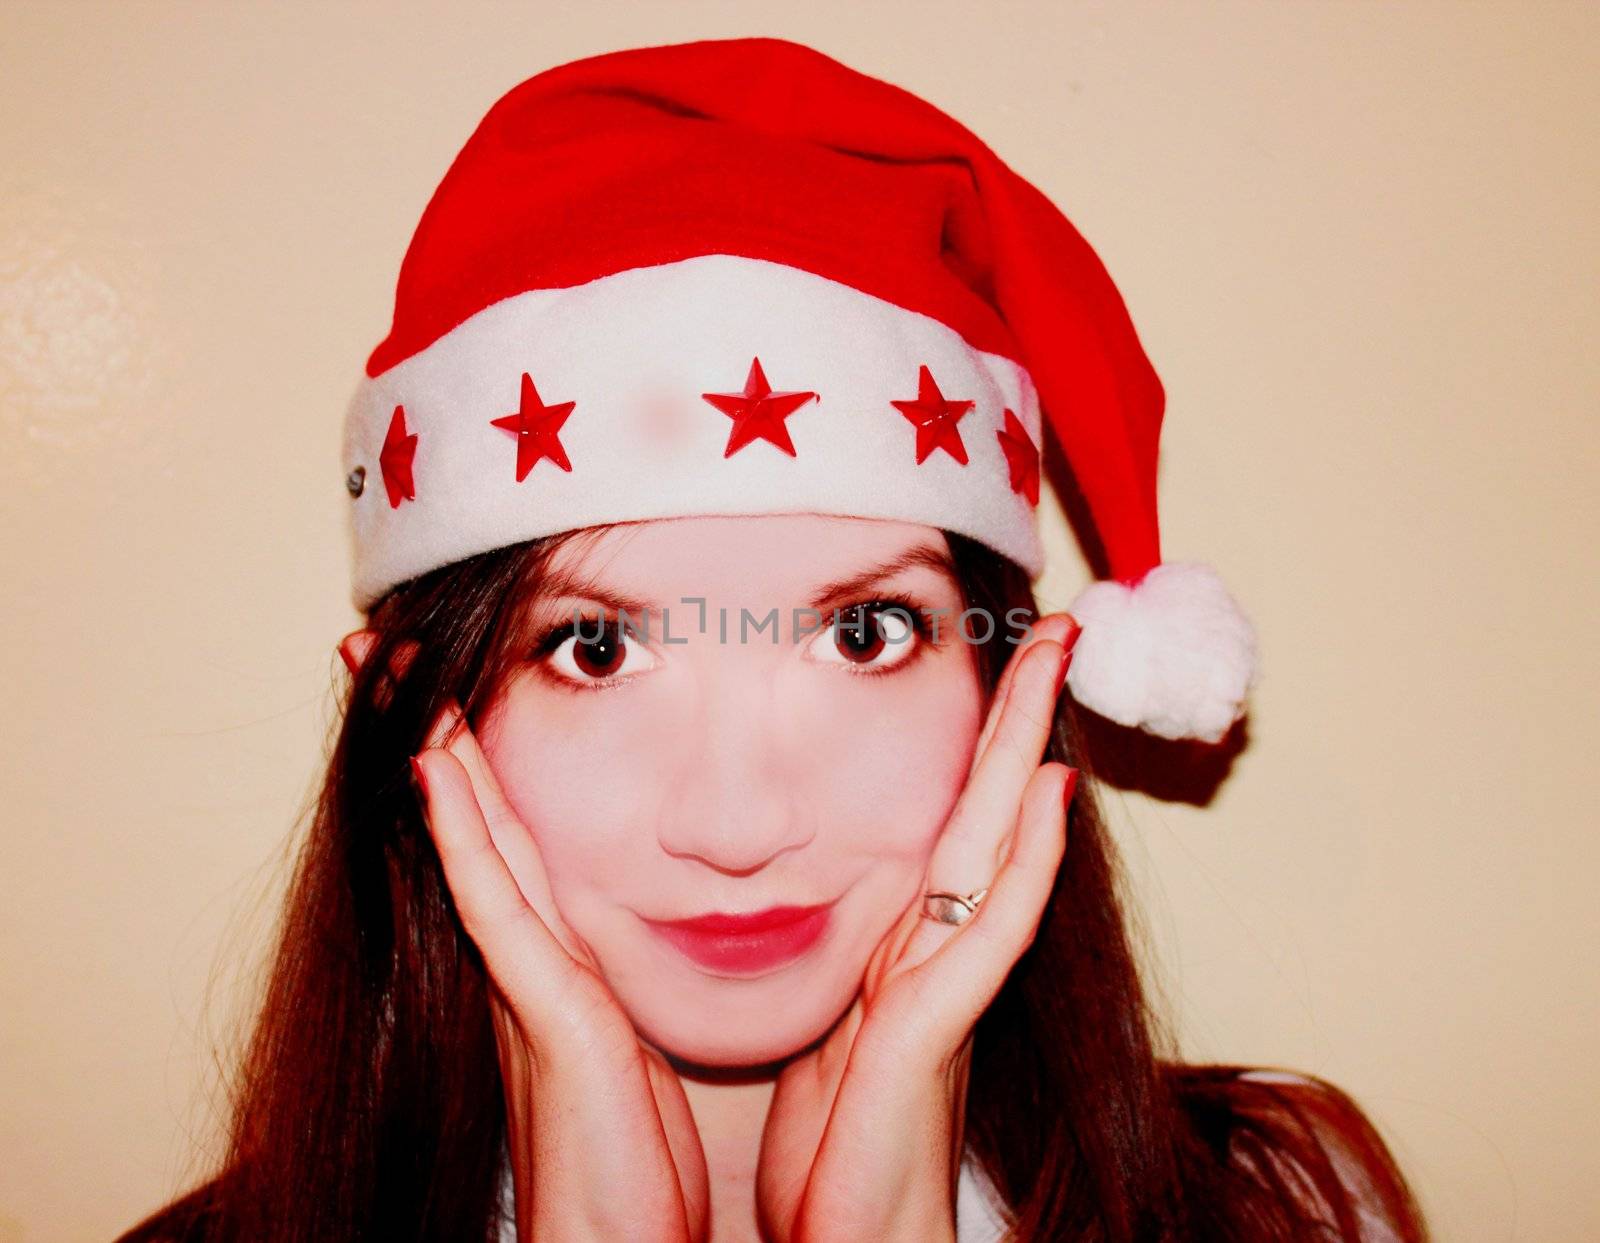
left=341, top=35, right=1258, bottom=744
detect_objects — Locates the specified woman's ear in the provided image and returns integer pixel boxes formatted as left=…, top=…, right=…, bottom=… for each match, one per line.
left=338, top=630, right=423, bottom=681
left=338, top=629, right=379, bottom=674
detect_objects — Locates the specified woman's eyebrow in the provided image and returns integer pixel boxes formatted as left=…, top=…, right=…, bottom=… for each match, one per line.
left=529, top=541, right=960, bottom=615
left=528, top=564, right=657, bottom=616
left=806, top=543, right=960, bottom=610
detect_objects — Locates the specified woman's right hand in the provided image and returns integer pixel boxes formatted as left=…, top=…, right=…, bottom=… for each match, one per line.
left=340, top=633, right=710, bottom=1243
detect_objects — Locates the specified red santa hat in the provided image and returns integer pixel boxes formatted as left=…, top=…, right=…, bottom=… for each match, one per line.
left=341, top=35, right=1258, bottom=744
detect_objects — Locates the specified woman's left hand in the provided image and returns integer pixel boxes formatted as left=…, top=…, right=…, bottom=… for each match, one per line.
left=755, top=612, right=1082, bottom=1243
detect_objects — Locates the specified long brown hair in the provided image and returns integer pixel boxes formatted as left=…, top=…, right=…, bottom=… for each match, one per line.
left=117, top=528, right=1428, bottom=1242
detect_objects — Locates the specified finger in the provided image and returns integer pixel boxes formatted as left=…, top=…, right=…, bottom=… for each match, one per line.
left=893, top=763, right=1076, bottom=1050
left=964, top=763, right=1076, bottom=962
left=890, top=748, right=1072, bottom=979
left=413, top=746, right=575, bottom=1024
left=423, top=698, right=461, bottom=750
left=972, top=612, right=1080, bottom=763
left=437, top=704, right=582, bottom=959
left=928, top=635, right=1066, bottom=887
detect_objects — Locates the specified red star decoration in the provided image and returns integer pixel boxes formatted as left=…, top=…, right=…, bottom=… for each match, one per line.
left=701, top=357, right=818, bottom=457
left=378, top=404, right=418, bottom=508
left=890, top=365, right=973, bottom=465
left=491, top=372, right=576, bottom=481
left=995, top=407, right=1040, bottom=506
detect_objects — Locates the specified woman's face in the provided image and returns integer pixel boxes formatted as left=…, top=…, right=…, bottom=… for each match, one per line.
left=476, top=513, right=987, bottom=1066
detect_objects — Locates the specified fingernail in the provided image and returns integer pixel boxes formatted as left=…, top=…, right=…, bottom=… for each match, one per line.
left=1061, top=617, right=1082, bottom=657
left=337, top=640, right=357, bottom=675
left=1063, top=766, right=1080, bottom=809
left=1056, top=621, right=1082, bottom=693
left=409, top=754, right=430, bottom=810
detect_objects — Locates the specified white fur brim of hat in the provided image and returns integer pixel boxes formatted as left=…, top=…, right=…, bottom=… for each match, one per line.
left=343, top=254, right=1045, bottom=605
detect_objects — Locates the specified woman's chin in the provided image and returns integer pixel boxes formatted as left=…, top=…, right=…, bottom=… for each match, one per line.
left=630, top=986, right=855, bottom=1072
left=643, top=1022, right=830, bottom=1072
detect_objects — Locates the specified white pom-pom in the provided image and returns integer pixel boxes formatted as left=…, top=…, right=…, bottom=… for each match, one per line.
left=1064, top=561, right=1259, bottom=743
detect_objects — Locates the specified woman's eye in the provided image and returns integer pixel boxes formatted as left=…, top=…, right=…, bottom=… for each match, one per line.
left=544, top=619, right=658, bottom=686
left=808, top=602, right=923, bottom=673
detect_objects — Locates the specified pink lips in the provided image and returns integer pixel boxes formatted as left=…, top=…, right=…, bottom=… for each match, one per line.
left=644, top=901, right=835, bottom=976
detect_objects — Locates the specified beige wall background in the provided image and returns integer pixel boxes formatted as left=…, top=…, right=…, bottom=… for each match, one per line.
left=2, top=2, right=1595, bottom=1239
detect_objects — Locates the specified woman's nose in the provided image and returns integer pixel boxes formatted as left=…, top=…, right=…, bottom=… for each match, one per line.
left=655, top=668, right=811, bottom=875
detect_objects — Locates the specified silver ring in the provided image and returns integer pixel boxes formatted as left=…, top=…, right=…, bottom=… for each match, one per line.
left=921, top=886, right=989, bottom=926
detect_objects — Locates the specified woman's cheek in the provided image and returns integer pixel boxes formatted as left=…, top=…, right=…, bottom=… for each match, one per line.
left=798, top=668, right=983, bottom=862
left=476, top=684, right=657, bottom=884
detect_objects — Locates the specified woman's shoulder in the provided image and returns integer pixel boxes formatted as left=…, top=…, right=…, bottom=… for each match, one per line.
left=960, top=1064, right=1427, bottom=1243
left=112, top=1176, right=225, bottom=1243
left=1197, top=1064, right=1426, bottom=1242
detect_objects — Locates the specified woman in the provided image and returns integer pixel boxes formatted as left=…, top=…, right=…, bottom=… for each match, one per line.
left=118, top=35, right=1428, bottom=1242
